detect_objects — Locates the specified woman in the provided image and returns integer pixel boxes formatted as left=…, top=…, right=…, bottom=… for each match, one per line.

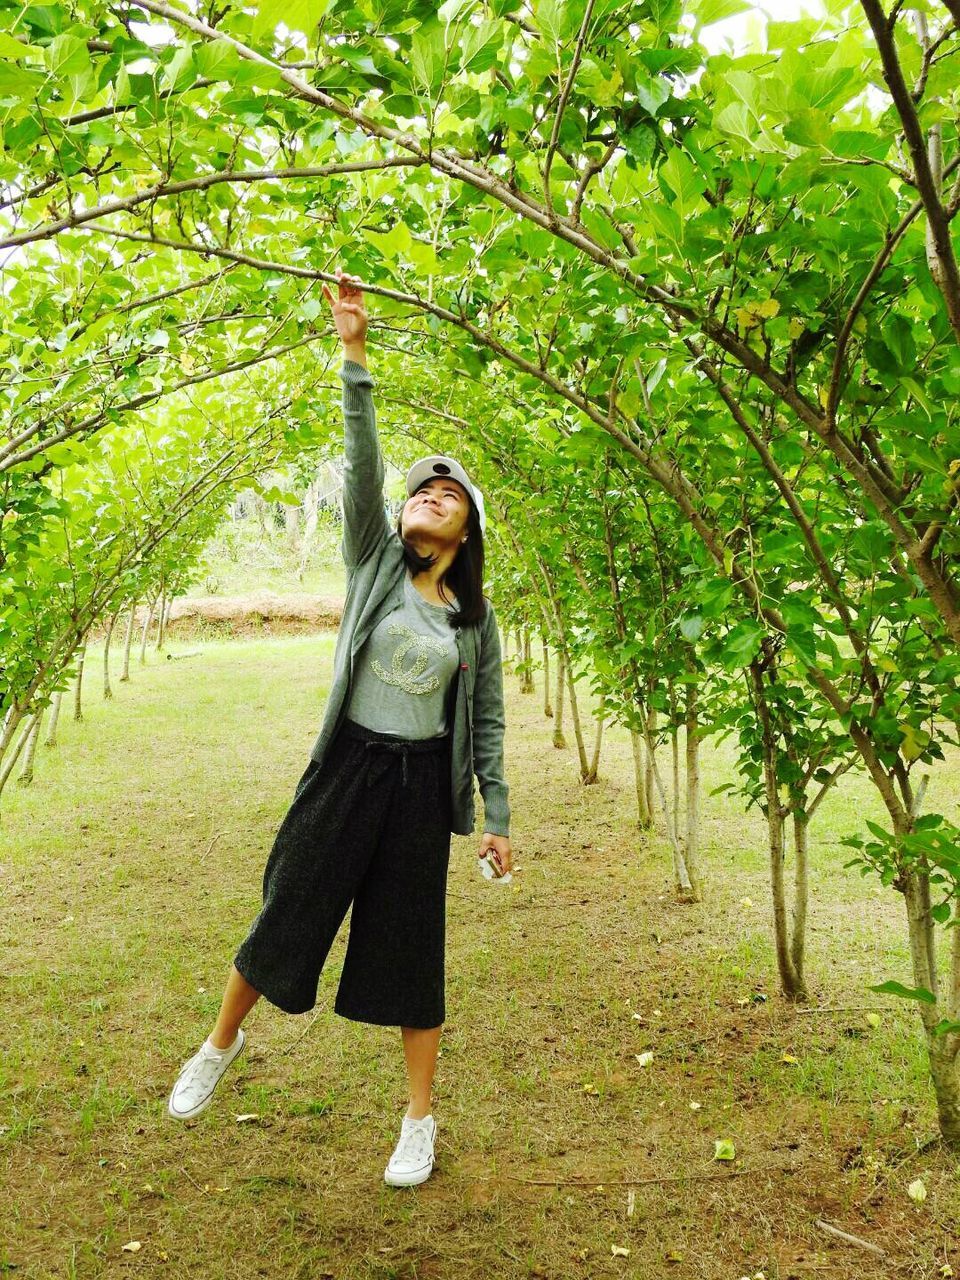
left=167, top=269, right=513, bottom=1188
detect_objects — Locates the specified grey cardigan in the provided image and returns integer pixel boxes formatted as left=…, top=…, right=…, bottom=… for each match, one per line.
left=307, top=360, right=511, bottom=838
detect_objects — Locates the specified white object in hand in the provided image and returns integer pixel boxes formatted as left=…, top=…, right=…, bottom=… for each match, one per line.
left=479, top=850, right=512, bottom=883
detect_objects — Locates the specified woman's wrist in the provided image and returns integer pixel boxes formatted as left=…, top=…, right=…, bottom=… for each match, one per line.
left=342, top=342, right=367, bottom=369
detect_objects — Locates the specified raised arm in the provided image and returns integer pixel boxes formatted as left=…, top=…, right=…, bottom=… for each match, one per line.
left=322, top=270, right=390, bottom=569
left=339, top=359, right=390, bottom=568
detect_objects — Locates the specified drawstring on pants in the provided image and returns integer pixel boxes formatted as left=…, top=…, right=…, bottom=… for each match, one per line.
left=338, top=718, right=451, bottom=792
left=363, top=738, right=412, bottom=788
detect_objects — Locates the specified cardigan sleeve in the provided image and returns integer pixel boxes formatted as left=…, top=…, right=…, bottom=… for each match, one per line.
left=339, top=359, right=391, bottom=569
left=471, top=600, right=511, bottom=837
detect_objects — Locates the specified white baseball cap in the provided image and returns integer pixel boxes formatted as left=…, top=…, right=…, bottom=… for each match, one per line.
left=405, top=455, right=486, bottom=534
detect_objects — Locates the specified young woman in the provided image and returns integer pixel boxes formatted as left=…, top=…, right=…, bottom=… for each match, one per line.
left=167, top=269, right=513, bottom=1188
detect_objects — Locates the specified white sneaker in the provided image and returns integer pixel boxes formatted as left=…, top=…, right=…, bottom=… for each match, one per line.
left=167, top=1029, right=246, bottom=1120
left=384, top=1113, right=437, bottom=1186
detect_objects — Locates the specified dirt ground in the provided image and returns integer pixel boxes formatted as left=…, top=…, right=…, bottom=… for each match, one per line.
left=2, top=632, right=959, bottom=1278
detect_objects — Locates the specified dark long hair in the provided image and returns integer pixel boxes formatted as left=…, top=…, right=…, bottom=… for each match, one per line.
left=395, top=489, right=486, bottom=628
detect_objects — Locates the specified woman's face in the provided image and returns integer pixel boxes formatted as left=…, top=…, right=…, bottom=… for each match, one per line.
left=401, top=477, right=471, bottom=546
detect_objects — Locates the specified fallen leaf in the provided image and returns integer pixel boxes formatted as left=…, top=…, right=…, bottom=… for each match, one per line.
left=634, top=1051, right=654, bottom=1068
left=714, top=1139, right=736, bottom=1161
left=866, top=1012, right=882, bottom=1028
left=235, top=1113, right=260, bottom=1123
left=781, top=1053, right=799, bottom=1065
left=689, top=1101, right=702, bottom=1110
left=611, top=1244, right=631, bottom=1257
left=908, top=1178, right=927, bottom=1203
left=121, top=1241, right=142, bottom=1253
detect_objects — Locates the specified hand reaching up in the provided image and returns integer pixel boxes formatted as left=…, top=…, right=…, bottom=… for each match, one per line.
left=322, top=268, right=368, bottom=349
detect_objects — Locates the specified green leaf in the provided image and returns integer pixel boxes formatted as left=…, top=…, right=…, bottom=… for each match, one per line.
left=45, top=33, right=91, bottom=77
left=251, top=0, right=332, bottom=40
left=0, top=31, right=42, bottom=60
left=660, top=150, right=707, bottom=223
left=690, top=0, right=752, bottom=26
left=679, top=614, right=704, bottom=642
left=411, top=26, right=447, bottom=92
left=713, top=1138, right=736, bottom=1161
left=868, top=981, right=937, bottom=1005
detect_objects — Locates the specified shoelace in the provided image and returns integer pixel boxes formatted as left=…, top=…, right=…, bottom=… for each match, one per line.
left=393, top=1121, right=432, bottom=1166
left=178, top=1047, right=227, bottom=1091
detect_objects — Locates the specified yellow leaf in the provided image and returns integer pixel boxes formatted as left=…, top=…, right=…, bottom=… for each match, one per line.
left=781, top=1053, right=799, bottom=1065
left=788, top=317, right=805, bottom=339
left=736, top=307, right=759, bottom=331
left=949, top=459, right=960, bottom=477
left=611, top=1244, right=631, bottom=1257
left=899, top=722, right=929, bottom=762
left=121, top=1241, right=142, bottom=1253
left=754, top=298, right=780, bottom=319
left=908, top=1178, right=927, bottom=1203
left=866, top=1012, right=882, bottom=1028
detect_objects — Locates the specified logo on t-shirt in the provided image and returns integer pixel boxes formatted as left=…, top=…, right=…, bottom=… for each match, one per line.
left=371, top=621, right=447, bottom=694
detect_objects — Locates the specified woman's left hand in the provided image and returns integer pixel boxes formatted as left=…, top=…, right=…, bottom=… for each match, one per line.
left=479, top=833, right=512, bottom=877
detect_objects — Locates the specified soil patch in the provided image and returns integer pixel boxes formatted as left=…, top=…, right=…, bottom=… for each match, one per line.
left=100, top=592, right=345, bottom=639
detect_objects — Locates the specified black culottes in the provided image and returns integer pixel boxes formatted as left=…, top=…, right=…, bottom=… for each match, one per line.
left=233, top=718, right=454, bottom=1027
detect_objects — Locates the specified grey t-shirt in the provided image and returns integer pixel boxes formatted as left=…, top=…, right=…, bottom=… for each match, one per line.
left=344, top=570, right=460, bottom=738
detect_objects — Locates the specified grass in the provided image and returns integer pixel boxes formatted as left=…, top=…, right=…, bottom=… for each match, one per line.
left=2, top=630, right=960, bottom=1278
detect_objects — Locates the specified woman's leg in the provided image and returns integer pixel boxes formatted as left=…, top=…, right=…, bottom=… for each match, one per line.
left=209, top=964, right=262, bottom=1050
left=401, top=1023, right=443, bottom=1120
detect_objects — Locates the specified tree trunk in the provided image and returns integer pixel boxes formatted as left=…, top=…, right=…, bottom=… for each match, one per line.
left=0, top=712, right=37, bottom=802
left=791, top=812, right=809, bottom=984
left=644, top=705, right=656, bottom=819
left=297, top=477, right=320, bottom=582
left=565, top=657, right=590, bottom=781
left=542, top=635, right=553, bottom=716
left=553, top=650, right=567, bottom=749
left=584, top=716, right=603, bottom=785
left=120, top=603, right=137, bottom=682
left=103, top=609, right=118, bottom=700
left=669, top=679, right=680, bottom=837
left=752, top=663, right=806, bottom=1000
left=154, top=588, right=168, bottom=652
left=685, top=679, right=701, bottom=896
left=900, top=870, right=960, bottom=1147
left=521, top=629, right=534, bottom=693
left=641, top=709, right=695, bottom=897
left=630, top=729, right=653, bottom=830
left=16, top=710, right=43, bottom=786
left=0, top=703, right=26, bottom=769
left=73, top=640, right=87, bottom=722
left=44, top=691, right=63, bottom=747
left=139, top=596, right=157, bottom=665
